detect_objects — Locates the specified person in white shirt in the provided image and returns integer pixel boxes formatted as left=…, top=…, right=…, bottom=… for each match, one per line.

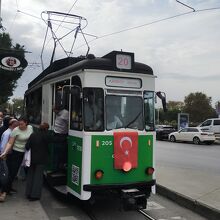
left=53, top=105, right=69, bottom=171
left=53, top=106, right=69, bottom=135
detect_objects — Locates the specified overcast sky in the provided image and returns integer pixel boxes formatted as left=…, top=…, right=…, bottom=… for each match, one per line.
left=1, top=0, right=220, bottom=106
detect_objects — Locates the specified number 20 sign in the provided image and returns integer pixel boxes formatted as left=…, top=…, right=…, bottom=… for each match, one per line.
left=116, top=54, right=132, bottom=70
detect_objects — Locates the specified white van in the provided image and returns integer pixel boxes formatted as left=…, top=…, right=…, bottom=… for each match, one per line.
left=198, top=118, right=220, bottom=139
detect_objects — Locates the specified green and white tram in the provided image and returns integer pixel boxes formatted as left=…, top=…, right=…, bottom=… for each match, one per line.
left=25, top=50, right=166, bottom=210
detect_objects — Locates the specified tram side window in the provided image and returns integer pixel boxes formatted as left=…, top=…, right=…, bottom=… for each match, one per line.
left=26, top=87, right=42, bottom=124
left=54, top=80, right=70, bottom=110
left=144, top=91, right=155, bottom=131
left=83, top=88, right=104, bottom=131
left=70, top=87, right=82, bottom=130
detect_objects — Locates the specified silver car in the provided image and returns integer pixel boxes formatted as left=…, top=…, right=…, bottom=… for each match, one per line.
left=168, top=127, right=216, bottom=145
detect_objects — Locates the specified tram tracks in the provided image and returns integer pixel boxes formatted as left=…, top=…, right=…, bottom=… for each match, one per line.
left=138, top=209, right=157, bottom=220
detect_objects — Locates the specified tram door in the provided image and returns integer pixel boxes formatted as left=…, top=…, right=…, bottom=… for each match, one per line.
left=49, top=79, right=70, bottom=172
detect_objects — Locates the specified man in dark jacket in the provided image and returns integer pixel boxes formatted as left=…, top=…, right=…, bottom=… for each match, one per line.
left=25, top=123, right=53, bottom=201
left=25, top=122, right=66, bottom=200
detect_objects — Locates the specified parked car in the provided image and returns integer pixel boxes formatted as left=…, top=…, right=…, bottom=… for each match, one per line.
left=168, top=127, right=216, bottom=145
left=197, top=118, right=220, bottom=140
left=156, top=125, right=176, bottom=140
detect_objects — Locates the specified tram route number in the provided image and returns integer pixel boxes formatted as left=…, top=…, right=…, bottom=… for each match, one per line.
left=116, top=54, right=131, bottom=69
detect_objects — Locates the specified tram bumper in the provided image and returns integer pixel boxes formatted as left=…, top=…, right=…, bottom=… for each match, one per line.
left=83, top=179, right=155, bottom=191
left=83, top=179, right=155, bottom=210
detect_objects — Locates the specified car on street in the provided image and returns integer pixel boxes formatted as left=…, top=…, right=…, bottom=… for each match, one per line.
left=156, top=125, right=176, bottom=140
left=168, top=127, right=216, bottom=145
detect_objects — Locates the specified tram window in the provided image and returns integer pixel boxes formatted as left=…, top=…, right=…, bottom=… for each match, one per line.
left=83, top=88, right=104, bottom=131
left=70, top=87, right=82, bottom=130
left=106, top=95, right=144, bottom=130
left=144, top=91, right=155, bottom=131
left=54, top=80, right=70, bottom=110
left=25, top=87, right=42, bottom=125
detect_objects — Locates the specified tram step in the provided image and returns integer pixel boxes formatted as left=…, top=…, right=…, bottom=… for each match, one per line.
left=54, top=185, right=68, bottom=195
left=46, top=172, right=67, bottom=187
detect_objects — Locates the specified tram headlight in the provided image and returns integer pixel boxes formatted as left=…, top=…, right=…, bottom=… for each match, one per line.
left=95, top=170, right=104, bottom=179
left=145, top=167, right=154, bottom=175
left=122, top=161, right=132, bottom=172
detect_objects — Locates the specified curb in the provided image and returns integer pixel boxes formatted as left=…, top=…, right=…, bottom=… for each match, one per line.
left=156, top=184, right=220, bottom=220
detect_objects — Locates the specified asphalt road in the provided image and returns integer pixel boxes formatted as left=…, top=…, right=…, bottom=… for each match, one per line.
left=155, top=140, right=220, bottom=175
left=40, top=184, right=207, bottom=220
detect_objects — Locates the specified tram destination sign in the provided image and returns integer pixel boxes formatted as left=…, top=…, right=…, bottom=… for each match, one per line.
left=0, top=53, right=28, bottom=72
left=105, top=76, right=142, bottom=88
left=103, top=51, right=134, bottom=71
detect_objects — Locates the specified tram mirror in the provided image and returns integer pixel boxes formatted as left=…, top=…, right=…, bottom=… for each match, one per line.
left=156, top=91, right=167, bottom=112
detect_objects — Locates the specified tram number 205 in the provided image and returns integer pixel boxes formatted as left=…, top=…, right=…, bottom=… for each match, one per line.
left=101, top=140, right=113, bottom=146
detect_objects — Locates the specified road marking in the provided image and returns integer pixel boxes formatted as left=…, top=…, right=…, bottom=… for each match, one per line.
left=144, top=201, right=165, bottom=210
left=59, top=217, right=78, bottom=220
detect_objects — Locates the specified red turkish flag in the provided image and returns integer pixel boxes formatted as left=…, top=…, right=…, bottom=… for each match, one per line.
left=114, top=131, right=138, bottom=170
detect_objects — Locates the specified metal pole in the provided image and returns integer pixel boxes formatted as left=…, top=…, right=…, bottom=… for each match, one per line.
left=158, top=108, right=160, bottom=124
left=0, top=0, right=2, bottom=28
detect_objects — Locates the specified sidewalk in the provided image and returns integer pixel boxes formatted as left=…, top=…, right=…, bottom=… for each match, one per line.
left=156, top=163, right=220, bottom=220
left=0, top=179, right=49, bottom=220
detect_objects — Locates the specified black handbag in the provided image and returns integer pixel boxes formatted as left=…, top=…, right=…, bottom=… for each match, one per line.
left=0, top=159, right=8, bottom=186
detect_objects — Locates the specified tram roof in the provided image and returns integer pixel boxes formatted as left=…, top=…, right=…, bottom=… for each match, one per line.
left=28, top=51, right=153, bottom=89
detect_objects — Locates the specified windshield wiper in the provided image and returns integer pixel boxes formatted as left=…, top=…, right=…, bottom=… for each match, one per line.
left=124, top=111, right=142, bottom=128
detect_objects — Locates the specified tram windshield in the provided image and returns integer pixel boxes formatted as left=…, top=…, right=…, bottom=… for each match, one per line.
left=144, top=91, right=155, bottom=131
left=106, top=95, right=144, bottom=130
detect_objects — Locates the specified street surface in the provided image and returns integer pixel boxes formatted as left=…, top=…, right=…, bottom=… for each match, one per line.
left=40, top=183, right=207, bottom=220
left=40, top=138, right=219, bottom=220
left=156, top=140, right=220, bottom=175
left=2, top=140, right=217, bottom=220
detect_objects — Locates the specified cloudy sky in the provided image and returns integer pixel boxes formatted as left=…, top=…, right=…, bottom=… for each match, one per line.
left=1, top=0, right=220, bottom=106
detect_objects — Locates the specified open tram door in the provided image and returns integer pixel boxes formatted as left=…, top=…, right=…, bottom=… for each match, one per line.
left=45, top=79, right=71, bottom=191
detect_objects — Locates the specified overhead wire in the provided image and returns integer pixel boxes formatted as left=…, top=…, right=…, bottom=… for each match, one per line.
left=54, top=0, right=78, bottom=33
left=97, top=6, right=220, bottom=40
left=7, top=2, right=220, bottom=63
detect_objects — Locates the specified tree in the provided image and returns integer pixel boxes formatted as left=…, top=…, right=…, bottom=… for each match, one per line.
left=11, top=98, right=24, bottom=117
left=183, top=92, right=217, bottom=124
left=158, top=101, right=184, bottom=128
left=0, top=32, right=26, bottom=104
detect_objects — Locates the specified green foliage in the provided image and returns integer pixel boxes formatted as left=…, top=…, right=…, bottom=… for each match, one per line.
left=158, top=101, right=184, bottom=126
left=183, top=92, right=217, bottom=124
left=158, top=93, right=217, bottom=126
left=11, top=98, right=24, bottom=117
left=0, top=32, right=26, bottom=104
